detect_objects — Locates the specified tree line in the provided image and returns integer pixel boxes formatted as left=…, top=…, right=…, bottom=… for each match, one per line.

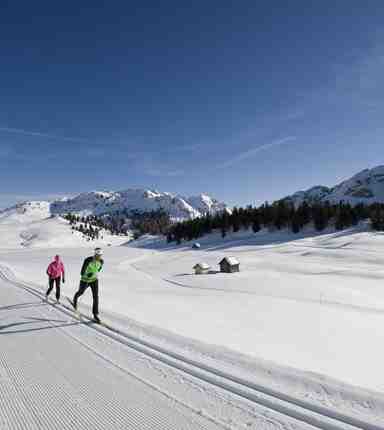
left=166, top=201, right=384, bottom=244
left=64, top=213, right=106, bottom=240
left=130, top=210, right=171, bottom=238
left=63, top=209, right=171, bottom=240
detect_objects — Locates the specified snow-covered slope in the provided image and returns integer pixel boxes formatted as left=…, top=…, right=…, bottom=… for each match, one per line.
left=284, top=165, right=384, bottom=206
left=50, top=189, right=226, bottom=220
left=0, top=190, right=226, bottom=248
left=284, top=186, right=331, bottom=206
left=0, top=201, right=51, bottom=224
left=0, top=201, right=129, bottom=249
left=185, top=194, right=227, bottom=216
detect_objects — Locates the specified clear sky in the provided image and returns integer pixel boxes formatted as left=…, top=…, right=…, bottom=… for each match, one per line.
left=1, top=1, right=384, bottom=209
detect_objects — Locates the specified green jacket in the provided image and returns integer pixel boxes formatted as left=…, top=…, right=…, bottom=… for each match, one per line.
left=80, top=256, right=104, bottom=283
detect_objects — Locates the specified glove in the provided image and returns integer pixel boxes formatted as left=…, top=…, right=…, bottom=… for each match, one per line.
left=62, top=278, right=65, bottom=284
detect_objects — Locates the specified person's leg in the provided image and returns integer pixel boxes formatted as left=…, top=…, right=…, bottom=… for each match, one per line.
left=55, top=277, right=61, bottom=301
left=73, top=281, right=88, bottom=308
left=46, top=278, right=54, bottom=297
left=90, top=280, right=99, bottom=316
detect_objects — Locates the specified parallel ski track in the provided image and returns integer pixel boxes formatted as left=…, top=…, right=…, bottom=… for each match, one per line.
left=0, top=265, right=381, bottom=430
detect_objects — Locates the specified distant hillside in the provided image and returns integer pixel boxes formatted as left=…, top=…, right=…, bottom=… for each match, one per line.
left=0, top=189, right=227, bottom=248
left=283, top=166, right=384, bottom=206
left=0, top=201, right=127, bottom=249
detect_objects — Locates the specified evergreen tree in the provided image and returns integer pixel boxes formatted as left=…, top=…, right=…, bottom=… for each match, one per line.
left=291, top=211, right=301, bottom=233
left=232, top=207, right=240, bottom=232
left=313, top=205, right=328, bottom=231
left=371, top=205, right=384, bottom=231
left=252, top=210, right=261, bottom=233
left=221, top=226, right=227, bottom=238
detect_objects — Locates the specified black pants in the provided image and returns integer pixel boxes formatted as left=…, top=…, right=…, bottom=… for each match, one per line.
left=46, top=277, right=61, bottom=300
left=73, top=280, right=99, bottom=316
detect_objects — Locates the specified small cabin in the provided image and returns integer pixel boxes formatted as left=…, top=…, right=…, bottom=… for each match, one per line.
left=193, top=262, right=210, bottom=275
left=219, top=257, right=240, bottom=273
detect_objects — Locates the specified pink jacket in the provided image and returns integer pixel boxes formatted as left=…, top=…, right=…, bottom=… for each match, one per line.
left=47, top=256, right=65, bottom=279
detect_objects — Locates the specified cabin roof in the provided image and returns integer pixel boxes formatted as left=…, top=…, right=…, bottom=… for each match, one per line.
left=219, top=257, right=239, bottom=266
left=193, top=262, right=210, bottom=270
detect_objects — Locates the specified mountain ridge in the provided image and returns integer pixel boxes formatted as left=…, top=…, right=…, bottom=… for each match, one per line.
left=282, top=165, right=384, bottom=206
left=0, top=188, right=227, bottom=222
left=3, top=165, right=384, bottom=227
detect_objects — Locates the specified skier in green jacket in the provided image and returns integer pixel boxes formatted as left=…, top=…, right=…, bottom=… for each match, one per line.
left=72, top=248, right=104, bottom=323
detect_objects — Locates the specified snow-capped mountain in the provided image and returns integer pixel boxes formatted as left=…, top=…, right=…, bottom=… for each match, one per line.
left=50, top=189, right=226, bottom=220
left=0, top=189, right=227, bottom=223
left=185, top=194, right=227, bottom=216
left=0, top=190, right=226, bottom=248
left=283, top=166, right=384, bottom=206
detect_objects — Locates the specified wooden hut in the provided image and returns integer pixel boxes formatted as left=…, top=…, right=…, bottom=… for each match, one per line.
left=219, top=257, right=240, bottom=273
left=193, top=262, right=210, bottom=275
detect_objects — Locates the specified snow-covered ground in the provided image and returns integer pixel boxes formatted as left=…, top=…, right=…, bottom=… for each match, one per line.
left=0, top=275, right=234, bottom=429
left=7, top=271, right=378, bottom=430
left=1, top=220, right=384, bottom=425
left=0, top=202, right=129, bottom=249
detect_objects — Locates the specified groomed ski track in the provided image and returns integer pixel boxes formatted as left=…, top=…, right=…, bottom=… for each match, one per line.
left=0, top=267, right=381, bottom=430
left=0, top=277, right=224, bottom=430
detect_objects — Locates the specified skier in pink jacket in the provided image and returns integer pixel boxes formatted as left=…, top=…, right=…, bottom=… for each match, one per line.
left=46, top=255, right=65, bottom=302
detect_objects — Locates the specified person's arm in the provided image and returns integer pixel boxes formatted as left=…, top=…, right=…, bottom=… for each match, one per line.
left=98, top=258, right=104, bottom=272
left=61, top=263, right=65, bottom=283
left=80, top=257, right=92, bottom=276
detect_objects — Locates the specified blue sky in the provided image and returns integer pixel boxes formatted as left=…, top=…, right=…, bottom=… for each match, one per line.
left=1, top=1, right=384, bottom=209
